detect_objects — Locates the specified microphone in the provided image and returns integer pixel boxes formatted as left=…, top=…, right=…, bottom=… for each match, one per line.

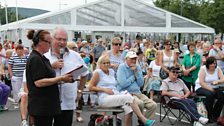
left=59, top=48, right=65, bottom=59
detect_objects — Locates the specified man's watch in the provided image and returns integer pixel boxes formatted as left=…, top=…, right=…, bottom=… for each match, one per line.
left=78, top=90, right=82, bottom=93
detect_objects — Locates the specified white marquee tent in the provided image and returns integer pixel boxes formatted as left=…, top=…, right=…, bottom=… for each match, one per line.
left=0, top=0, right=215, bottom=48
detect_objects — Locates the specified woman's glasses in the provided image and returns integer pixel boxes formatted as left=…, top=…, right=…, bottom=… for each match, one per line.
left=113, top=43, right=122, bottom=46
left=102, top=62, right=110, bottom=65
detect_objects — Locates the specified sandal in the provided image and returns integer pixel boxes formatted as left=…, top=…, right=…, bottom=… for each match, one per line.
left=76, top=117, right=84, bottom=123
left=144, top=119, right=155, bottom=126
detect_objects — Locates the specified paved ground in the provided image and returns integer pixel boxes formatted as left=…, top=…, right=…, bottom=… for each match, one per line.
left=0, top=98, right=219, bottom=126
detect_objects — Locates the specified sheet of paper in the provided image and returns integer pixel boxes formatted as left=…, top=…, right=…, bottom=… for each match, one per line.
left=61, top=63, right=88, bottom=79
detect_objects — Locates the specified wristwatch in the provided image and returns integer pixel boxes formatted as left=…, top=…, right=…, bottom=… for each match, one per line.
left=78, top=90, right=82, bottom=93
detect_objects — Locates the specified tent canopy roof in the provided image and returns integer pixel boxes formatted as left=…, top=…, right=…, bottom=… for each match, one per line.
left=0, top=0, right=214, bottom=33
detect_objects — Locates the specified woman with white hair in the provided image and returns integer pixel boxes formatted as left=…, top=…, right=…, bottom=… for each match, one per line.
left=67, top=41, right=78, bottom=52
left=89, top=55, right=155, bottom=126
left=197, top=42, right=210, bottom=65
left=80, top=41, right=91, bottom=54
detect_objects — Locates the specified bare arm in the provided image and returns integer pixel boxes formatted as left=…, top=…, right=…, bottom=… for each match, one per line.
left=89, top=71, right=113, bottom=95
left=173, top=52, right=178, bottom=66
left=34, top=74, right=74, bottom=88
left=89, top=72, right=100, bottom=91
left=199, top=68, right=214, bottom=92
left=1, top=63, right=5, bottom=75
left=183, top=91, right=191, bottom=98
left=24, top=82, right=28, bottom=93
left=160, top=51, right=170, bottom=73
left=213, top=46, right=224, bottom=59
left=78, top=75, right=87, bottom=91
left=8, top=64, right=13, bottom=79
left=147, top=68, right=153, bottom=78
left=212, top=68, right=224, bottom=85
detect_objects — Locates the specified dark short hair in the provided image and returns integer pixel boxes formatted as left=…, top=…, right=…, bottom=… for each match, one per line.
left=187, top=42, right=196, bottom=50
left=15, top=44, right=24, bottom=50
left=205, top=56, right=217, bottom=69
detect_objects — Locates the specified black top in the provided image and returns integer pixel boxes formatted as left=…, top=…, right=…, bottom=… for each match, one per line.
left=26, top=50, right=61, bottom=116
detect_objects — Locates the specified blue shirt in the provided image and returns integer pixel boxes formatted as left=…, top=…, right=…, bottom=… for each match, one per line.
left=117, top=62, right=144, bottom=94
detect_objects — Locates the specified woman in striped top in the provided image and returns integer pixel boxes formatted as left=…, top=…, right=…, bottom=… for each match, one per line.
left=8, top=44, right=28, bottom=104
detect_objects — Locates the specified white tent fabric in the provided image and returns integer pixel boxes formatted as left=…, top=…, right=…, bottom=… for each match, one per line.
left=0, top=0, right=215, bottom=47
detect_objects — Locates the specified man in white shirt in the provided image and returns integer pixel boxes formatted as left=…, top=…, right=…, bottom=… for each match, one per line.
left=45, top=27, right=88, bottom=126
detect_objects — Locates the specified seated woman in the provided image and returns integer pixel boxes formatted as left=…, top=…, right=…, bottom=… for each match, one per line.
left=161, top=67, right=208, bottom=126
left=89, top=55, right=155, bottom=126
left=144, top=51, right=161, bottom=100
left=195, top=56, right=224, bottom=123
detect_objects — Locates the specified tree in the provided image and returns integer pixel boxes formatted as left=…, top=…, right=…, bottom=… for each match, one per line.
left=199, top=0, right=224, bottom=33
left=153, top=0, right=224, bottom=33
left=0, top=4, right=25, bottom=25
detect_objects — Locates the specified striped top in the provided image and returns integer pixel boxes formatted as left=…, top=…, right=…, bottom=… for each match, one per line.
left=8, top=54, right=28, bottom=77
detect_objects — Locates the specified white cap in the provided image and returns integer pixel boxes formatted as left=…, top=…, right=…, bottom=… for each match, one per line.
left=125, top=51, right=138, bottom=59
left=81, top=40, right=87, bottom=44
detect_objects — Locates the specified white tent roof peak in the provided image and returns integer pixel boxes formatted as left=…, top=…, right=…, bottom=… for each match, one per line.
left=0, top=0, right=214, bottom=33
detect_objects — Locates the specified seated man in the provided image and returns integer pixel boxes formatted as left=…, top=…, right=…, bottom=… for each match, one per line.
left=160, top=66, right=208, bottom=126
left=117, top=51, right=157, bottom=125
left=0, top=81, right=10, bottom=111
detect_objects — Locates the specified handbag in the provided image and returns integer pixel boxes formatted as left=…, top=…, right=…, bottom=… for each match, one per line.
left=88, top=113, right=104, bottom=126
left=95, top=116, right=122, bottom=126
left=196, top=101, right=208, bottom=118
left=159, top=67, right=169, bottom=79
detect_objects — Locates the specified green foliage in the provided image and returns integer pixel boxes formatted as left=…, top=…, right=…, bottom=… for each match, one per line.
left=153, top=0, right=224, bottom=33
left=0, top=6, right=25, bottom=25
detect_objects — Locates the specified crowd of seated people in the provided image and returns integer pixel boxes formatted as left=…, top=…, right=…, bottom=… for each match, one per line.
left=2, top=30, right=224, bottom=126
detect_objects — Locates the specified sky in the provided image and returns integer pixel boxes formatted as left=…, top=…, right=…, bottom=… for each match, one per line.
left=0, top=0, right=153, bottom=11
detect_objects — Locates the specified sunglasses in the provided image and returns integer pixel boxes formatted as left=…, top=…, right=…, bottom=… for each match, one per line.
left=166, top=44, right=171, bottom=45
left=113, top=43, right=122, bottom=46
left=102, top=62, right=110, bottom=65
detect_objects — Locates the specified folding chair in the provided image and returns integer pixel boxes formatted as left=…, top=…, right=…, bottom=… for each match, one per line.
left=160, top=95, right=192, bottom=125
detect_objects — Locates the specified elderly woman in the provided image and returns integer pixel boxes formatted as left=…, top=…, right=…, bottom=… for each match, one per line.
left=89, top=55, right=155, bottom=126
left=197, top=42, right=210, bottom=65
left=182, top=42, right=201, bottom=92
left=26, top=30, right=74, bottom=126
left=195, top=56, right=224, bottom=123
left=67, top=41, right=78, bottom=52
